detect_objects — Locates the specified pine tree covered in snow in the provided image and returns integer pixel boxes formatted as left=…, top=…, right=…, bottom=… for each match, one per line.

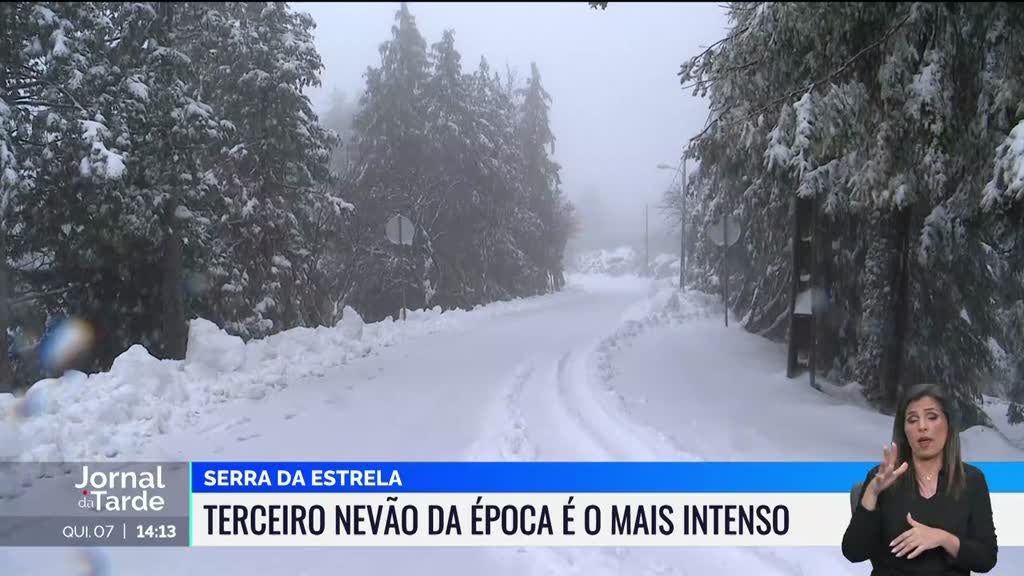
left=1, top=3, right=83, bottom=385
left=2, top=2, right=344, bottom=382
left=112, top=3, right=230, bottom=361
left=467, top=56, right=535, bottom=299
left=344, top=4, right=574, bottom=321
left=680, top=2, right=1024, bottom=425
left=0, top=3, right=30, bottom=391
left=345, top=2, right=432, bottom=321
left=2, top=1, right=574, bottom=389
left=5, top=2, right=155, bottom=370
left=517, top=62, right=571, bottom=293
left=185, top=2, right=342, bottom=338
left=421, top=29, right=479, bottom=308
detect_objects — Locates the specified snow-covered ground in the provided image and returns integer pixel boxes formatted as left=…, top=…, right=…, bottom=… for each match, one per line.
left=0, top=294, right=575, bottom=466
left=2, top=273, right=1022, bottom=574
left=573, top=246, right=641, bottom=276
left=571, top=246, right=679, bottom=280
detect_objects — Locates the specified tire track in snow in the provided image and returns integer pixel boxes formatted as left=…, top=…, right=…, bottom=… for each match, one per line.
left=469, top=288, right=853, bottom=576
left=552, top=343, right=695, bottom=461
left=465, top=362, right=538, bottom=461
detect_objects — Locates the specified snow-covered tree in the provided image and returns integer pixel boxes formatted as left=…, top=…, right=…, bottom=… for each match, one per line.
left=518, top=62, right=571, bottom=292
left=186, top=2, right=342, bottom=338
left=679, top=2, right=1024, bottom=424
left=4, top=1, right=576, bottom=388
left=346, top=2, right=433, bottom=321
left=421, top=29, right=488, bottom=307
left=0, top=3, right=30, bottom=390
left=467, top=56, right=534, bottom=299
left=6, top=2, right=145, bottom=369
left=343, top=4, right=575, bottom=320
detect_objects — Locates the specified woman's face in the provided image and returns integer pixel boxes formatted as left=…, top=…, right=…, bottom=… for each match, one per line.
left=904, top=395, right=948, bottom=460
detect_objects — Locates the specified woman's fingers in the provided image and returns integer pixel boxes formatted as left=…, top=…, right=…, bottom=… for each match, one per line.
left=873, top=459, right=908, bottom=494
left=872, top=442, right=906, bottom=495
left=893, top=461, right=908, bottom=478
left=892, top=530, right=917, bottom=557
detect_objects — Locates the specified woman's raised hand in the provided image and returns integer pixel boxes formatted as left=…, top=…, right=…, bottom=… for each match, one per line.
left=869, top=442, right=908, bottom=497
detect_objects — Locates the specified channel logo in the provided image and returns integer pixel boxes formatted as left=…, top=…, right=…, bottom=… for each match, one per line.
left=74, top=464, right=168, bottom=512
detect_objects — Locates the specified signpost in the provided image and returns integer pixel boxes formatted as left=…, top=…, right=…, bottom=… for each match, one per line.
left=385, top=213, right=416, bottom=320
left=708, top=213, right=741, bottom=326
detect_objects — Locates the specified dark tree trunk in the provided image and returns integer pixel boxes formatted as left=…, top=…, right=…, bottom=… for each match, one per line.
left=89, top=265, right=120, bottom=371
left=0, top=261, right=13, bottom=393
left=854, top=210, right=898, bottom=408
left=160, top=219, right=187, bottom=360
left=816, top=211, right=836, bottom=375
left=281, top=268, right=295, bottom=330
left=1, top=7, right=15, bottom=392
left=883, top=207, right=913, bottom=410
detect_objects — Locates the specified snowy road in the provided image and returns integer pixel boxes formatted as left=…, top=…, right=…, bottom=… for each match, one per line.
left=3, top=277, right=656, bottom=575
left=149, top=282, right=647, bottom=464
left=3, top=275, right=1022, bottom=575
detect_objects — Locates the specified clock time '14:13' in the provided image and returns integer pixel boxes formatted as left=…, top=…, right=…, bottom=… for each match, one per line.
left=137, top=524, right=177, bottom=539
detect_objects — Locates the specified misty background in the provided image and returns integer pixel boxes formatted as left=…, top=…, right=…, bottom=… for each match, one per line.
left=295, top=1, right=729, bottom=261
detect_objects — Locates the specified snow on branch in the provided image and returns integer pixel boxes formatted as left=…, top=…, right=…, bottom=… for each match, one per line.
left=689, top=10, right=914, bottom=145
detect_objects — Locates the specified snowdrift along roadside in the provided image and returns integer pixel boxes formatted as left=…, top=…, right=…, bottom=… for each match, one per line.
left=0, top=294, right=569, bottom=467
left=599, top=280, right=1024, bottom=459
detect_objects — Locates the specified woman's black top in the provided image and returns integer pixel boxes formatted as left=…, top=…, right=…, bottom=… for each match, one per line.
left=842, top=463, right=997, bottom=575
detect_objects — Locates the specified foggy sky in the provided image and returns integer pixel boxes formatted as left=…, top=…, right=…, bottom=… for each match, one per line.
left=294, top=2, right=729, bottom=252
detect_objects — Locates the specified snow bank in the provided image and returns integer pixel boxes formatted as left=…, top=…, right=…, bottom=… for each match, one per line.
left=186, top=319, right=245, bottom=374
left=650, top=253, right=680, bottom=279
left=0, top=293, right=567, bottom=467
left=565, top=272, right=652, bottom=294
left=599, top=283, right=1024, bottom=462
left=573, top=246, right=639, bottom=276
left=337, top=306, right=364, bottom=341
left=0, top=394, right=20, bottom=460
left=982, top=396, right=1024, bottom=451
left=572, top=247, right=679, bottom=280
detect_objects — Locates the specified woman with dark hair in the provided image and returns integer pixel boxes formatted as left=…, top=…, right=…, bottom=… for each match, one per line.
left=842, top=383, right=998, bottom=574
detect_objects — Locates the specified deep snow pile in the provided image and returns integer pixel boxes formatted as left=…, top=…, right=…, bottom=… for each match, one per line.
left=564, top=272, right=654, bottom=294
left=0, top=295, right=564, bottom=468
left=650, top=253, right=680, bottom=278
left=573, top=246, right=640, bottom=275
left=573, top=246, right=679, bottom=280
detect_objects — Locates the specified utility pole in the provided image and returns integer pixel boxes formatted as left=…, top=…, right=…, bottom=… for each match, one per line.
left=657, top=159, right=689, bottom=287
left=644, top=204, right=649, bottom=276
left=679, top=157, right=687, bottom=289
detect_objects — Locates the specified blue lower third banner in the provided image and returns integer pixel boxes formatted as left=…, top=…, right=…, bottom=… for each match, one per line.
left=189, top=462, right=1024, bottom=547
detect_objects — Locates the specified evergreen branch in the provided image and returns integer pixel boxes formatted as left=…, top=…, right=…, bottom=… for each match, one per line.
left=688, top=24, right=752, bottom=65
left=10, top=284, right=79, bottom=306
left=11, top=98, right=75, bottom=110
left=15, top=136, right=63, bottom=148
left=681, top=58, right=762, bottom=92
left=17, top=64, right=43, bottom=79
left=7, top=80, right=47, bottom=92
left=688, top=9, right=914, bottom=145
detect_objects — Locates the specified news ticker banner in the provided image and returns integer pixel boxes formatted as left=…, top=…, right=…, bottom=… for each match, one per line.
left=2, top=462, right=1023, bottom=547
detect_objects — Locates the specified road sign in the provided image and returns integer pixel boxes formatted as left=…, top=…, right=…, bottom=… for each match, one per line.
left=385, top=213, right=415, bottom=246
left=707, top=213, right=741, bottom=327
left=708, top=214, right=741, bottom=247
left=384, top=213, right=416, bottom=321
